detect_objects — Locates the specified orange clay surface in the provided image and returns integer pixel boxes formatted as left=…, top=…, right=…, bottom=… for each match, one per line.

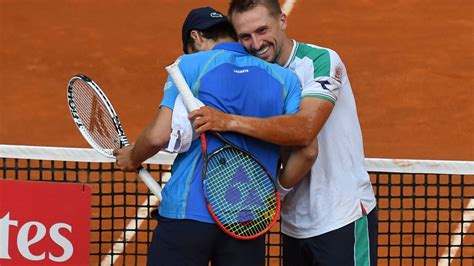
left=1, top=1, right=473, bottom=266
left=1, top=0, right=472, bottom=161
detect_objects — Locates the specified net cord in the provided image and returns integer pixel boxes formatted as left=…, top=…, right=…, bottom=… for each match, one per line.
left=0, top=145, right=176, bottom=165
left=1, top=145, right=472, bottom=175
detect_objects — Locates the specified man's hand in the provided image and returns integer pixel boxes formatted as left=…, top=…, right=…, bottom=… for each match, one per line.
left=113, top=144, right=140, bottom=172
left=188, top=106, right=234, bottom=133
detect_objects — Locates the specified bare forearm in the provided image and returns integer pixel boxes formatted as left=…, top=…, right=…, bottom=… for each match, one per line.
left=130, top=126, right=163, bottom=167
left=228, top=114, right=310, bottom=146
left=131, top=108, right=172, bottom=165
left=279, top=137, right=318, bottom=188
left=190, top=98, right=333, bottom=146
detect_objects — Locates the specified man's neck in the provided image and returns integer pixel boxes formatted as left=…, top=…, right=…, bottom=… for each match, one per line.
left=209, top=37, right=237, bottom=50
left=275, top=38, right=293, bottom=67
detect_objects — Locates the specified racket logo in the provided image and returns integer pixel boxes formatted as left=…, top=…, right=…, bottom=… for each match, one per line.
left=89, top=97, right=111, bottom=138
left=224, top=165, right=263, bottom=225
left=113, top=116, right=128, bottom=147
left=67, top=87, right=83, bottom=127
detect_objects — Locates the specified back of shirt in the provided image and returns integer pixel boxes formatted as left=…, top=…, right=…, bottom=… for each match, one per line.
left=160, top=42, right=301, bottom=223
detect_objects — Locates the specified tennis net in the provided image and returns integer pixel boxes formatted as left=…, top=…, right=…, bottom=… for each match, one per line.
left=0, top=145, right=472, bottom=266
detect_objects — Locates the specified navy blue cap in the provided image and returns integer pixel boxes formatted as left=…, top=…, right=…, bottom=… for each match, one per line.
left=181, top=7, right=228, bottom=53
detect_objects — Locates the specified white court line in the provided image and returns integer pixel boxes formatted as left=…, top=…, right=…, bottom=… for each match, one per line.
left=100, top=196, right=160, bottom=266
left=281, top=0, right=297, bottom=15
left=100, top=173, right=169, bottom=266
left=438, top=199, right=473, bottom=266
left=101, top=1, right=298, bottom=264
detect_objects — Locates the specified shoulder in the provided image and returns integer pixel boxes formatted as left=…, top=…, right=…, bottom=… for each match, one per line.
left=263, top=60, right=300, bottom=85
left=293, top=42, right=345, bottom=80
left=295, top=42, right=344, bottom=68
left=295, top=42, right=342, bottom=61
left=178, top=50, right=223, bottom=68
left=175, top=50, right=230, bottom=81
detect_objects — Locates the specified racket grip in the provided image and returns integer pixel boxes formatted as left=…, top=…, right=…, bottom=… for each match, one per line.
left=165, top=59, right=201, bottom=112
left=138, top=168, right=163, bottom=202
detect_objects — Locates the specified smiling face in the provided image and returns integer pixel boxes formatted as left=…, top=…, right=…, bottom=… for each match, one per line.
left=230, top=5, right=291, bottom=66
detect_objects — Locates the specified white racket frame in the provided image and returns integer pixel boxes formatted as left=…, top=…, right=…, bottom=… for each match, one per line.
left=67, top=74, right=162, bottom=201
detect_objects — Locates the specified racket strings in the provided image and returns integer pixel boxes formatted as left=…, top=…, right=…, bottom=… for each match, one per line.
left=205, top=148, right=278, bottom=237
left=70, top=80, right=120, bottom=154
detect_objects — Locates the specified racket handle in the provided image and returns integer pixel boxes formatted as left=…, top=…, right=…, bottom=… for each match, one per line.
left=138, top=167, right=163, bottom=201
left=165, top=59, right=201, bottom=111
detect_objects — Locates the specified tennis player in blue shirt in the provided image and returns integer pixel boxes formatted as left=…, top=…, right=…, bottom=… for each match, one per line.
left=114, top=7, right=301, bottom=265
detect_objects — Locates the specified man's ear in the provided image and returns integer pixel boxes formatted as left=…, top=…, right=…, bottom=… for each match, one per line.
left=279, top=13, right=288, bottom=30
left=190, top=30, right=202, bottom=43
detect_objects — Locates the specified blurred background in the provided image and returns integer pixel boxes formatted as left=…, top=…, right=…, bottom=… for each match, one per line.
left=1, top=0, right=473, bottom=160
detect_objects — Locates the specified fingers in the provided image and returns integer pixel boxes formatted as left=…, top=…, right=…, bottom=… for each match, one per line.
left=189, top=108, right=208, bottom=133
left=192, top=116, right=209, bottom=133
left=188, top=106, right=216, bottom=120
left=113, top=147, right=136, bottom=172
left=188, top=108, right=203, bottom=120
left=188, top=106, right=228, bottom=133
left=194, top=122, right=210, bottom=134
left=112, top=148, right=120, bottom=157
left=116, top=160, right=136, bottom=172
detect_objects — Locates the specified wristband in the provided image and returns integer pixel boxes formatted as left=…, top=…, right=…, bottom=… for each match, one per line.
left=276, top=177, right=293, bottom=201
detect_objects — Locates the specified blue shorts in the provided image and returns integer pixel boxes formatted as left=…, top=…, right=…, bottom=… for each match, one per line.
left=282, top=209, right=378, bottom=266
left=147, top=211, right=265, bottom=266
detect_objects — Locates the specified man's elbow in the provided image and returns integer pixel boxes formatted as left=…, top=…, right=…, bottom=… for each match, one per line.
left=301, top=138, right=318, bottom=162
left=290, top=131, right=316, bottom=146
left=290, top=117, right=319, bottom=146
left=147, top=130, right=170, bottom=150
left=298, top=134, right=315, bottom=146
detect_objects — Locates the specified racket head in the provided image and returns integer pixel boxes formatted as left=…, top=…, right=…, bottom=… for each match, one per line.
left=202, top=133, right=280, bottom=240
left=67, top=74, right=128, bottom=157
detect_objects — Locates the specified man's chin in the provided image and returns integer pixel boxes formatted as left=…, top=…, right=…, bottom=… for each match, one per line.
left=253, top=52, right=275, bottom=63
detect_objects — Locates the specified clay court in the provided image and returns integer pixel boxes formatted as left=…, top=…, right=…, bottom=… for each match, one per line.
left=1, top=0, right=472, bottom=160
left=1, top=0, right=473, bottom=265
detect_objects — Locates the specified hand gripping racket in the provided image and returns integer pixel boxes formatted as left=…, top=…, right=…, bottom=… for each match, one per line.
left=165, top=59, right=280, bottom=240
left=67, top=74, right=162, bottom=201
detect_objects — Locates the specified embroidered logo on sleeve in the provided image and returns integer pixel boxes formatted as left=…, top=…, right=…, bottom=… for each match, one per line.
left=164, top=81, right=173, bottom=91
left=314, top=77, right=341, bottom=94
left=316, top=80, right=331, bottom=91
left=334, top=65, right=343, bottom=82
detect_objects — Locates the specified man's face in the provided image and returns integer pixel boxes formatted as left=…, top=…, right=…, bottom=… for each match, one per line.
left=231, top=5, right=287, bottom=63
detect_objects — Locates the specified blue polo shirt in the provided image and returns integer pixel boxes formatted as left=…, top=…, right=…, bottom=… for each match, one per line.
left=159, top=42, right=301, bottom=223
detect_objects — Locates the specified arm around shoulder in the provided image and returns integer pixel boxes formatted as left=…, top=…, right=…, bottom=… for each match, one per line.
left=229, top=97, right=333, bottom=146
left=189, top=97, right=333, bottom=146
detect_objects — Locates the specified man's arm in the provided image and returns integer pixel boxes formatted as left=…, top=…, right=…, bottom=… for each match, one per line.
left=279, top=137, right=318, bottom=188
left=275, top=137, right=318, bottom=200
left=189, top=97, right=334, bottom=146
left=114, top=107, right=172, bottom=171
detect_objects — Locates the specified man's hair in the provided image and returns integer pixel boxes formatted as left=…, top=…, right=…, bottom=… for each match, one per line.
left=228, top=0, right=282, bottom=20
left=186, top=21, right=237, bottom=51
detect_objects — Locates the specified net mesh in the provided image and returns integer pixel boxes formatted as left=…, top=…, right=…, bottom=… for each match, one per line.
left=1, top=145, right=473, bottom=266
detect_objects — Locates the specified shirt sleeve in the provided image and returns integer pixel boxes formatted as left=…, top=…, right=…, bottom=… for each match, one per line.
left=160, top=75, right=179, bottom=110
left=301, top=49, right=345, bottom=104
left=160, top=56, right=197, bottom=110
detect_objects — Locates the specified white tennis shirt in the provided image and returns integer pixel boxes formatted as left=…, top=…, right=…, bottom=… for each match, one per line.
left=280, top=40, right=377, bottom=238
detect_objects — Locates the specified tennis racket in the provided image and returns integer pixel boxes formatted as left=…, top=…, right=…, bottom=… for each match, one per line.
left=165, top=59, right=280, bottom=240
left=67, top=74, right=162, bottom=201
